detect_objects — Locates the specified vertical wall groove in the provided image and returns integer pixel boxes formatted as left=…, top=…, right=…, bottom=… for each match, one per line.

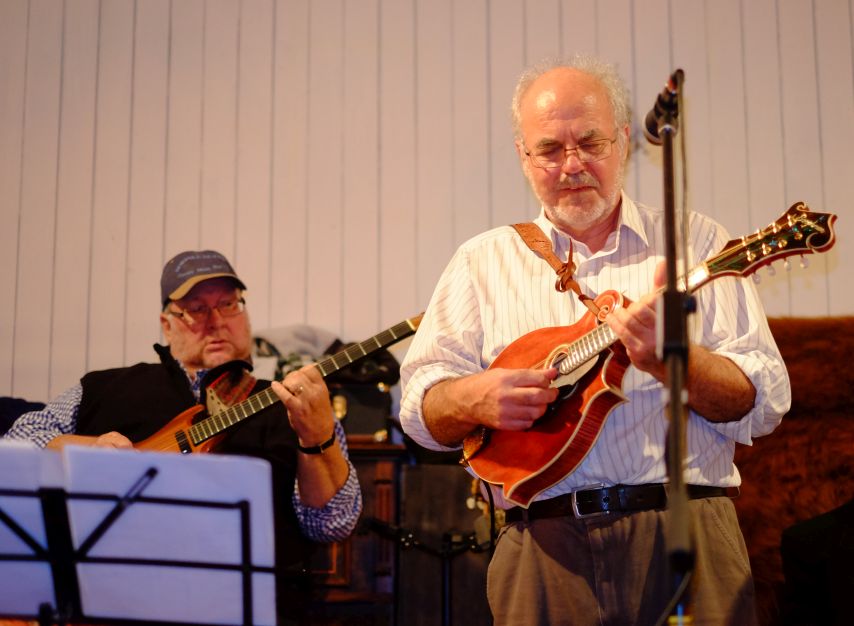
left=10, top=0, right=33, bottom=393
left=46, top=0, right=69, bottom=391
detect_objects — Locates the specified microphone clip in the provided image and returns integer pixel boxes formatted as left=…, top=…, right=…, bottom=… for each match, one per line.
left=644, top=69, right=684, bottom=145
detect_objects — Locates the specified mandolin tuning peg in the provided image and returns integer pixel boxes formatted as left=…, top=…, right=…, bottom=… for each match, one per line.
left=767, top=265, right=776, bottom=277
left=799, top=256, right=809, bottom=269
left=752, top=274, right=761, bottom=284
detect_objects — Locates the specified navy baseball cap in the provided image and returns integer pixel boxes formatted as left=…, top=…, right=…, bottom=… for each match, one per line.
left=160, top=250, right=247, bottom=307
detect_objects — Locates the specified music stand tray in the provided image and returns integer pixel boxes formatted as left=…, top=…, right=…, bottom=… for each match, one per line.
left=0, top=441, right=277, bottom=626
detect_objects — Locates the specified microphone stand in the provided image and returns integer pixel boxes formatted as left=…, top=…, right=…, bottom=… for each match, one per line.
left=648, top=69, right=695, bottom=622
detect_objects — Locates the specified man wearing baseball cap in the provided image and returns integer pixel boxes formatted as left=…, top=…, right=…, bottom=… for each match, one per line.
left=4, top=250, right=362, bottom=624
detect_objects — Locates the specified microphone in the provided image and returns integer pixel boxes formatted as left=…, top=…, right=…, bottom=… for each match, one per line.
left=643, top=69, right=684, bottom=145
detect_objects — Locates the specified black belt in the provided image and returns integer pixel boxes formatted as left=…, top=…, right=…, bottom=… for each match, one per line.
left=504, top=484, right=738, bottom=522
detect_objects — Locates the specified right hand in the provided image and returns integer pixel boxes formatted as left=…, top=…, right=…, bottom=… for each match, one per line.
left=422, top=367, right=559, bottom=446
left=92, top=431, right=134, bottom=449
left=46, top=431, right=135, bottom=451
left=465, top=367, right=559, bottom=431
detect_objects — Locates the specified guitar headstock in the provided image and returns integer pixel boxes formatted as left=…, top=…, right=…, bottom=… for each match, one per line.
left=704, top=202, right=837, bottom=282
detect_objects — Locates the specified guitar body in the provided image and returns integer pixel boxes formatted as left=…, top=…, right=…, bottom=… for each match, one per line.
left=135, top=404, right=222, bottom=454
left=463, top=291, right=630, bottom=507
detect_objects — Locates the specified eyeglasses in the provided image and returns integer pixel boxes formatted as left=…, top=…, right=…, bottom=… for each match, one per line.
left=524, top=135, right=618, bottom=169
left=167, top=297, right=246, bottom=328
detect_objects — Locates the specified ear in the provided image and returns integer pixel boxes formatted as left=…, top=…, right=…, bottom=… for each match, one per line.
left=514, top=137, right=527, bottom=163
left=619, top=124, right=631, bottom=160
left=160, top=312, right=173, bottom=340
left=515, top=138, right=533, bottom=180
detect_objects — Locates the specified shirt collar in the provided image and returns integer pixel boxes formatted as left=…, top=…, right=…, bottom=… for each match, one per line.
left=533, top=191, right=649, bottom=258
left=153, top=343, right=208, bottom=402
left=185, top=367, right=208, bottom=402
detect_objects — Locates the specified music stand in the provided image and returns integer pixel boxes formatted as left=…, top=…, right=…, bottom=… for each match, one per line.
left=0, top=442, right=277, bottom=626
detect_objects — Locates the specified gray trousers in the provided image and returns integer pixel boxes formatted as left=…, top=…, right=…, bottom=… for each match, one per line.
left=487, top=496, right=757, bottom=626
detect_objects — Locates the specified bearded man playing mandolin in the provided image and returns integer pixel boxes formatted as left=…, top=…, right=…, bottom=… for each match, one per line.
left=4, top=249, right=362, bottom=625
left=399, top=55, right=794, bottom=626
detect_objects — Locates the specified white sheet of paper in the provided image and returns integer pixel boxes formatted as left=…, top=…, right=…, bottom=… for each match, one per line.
left=0, top=443, right=62, bottom=615
left=63, top=446, right=277, bottom=625
left=0, top=443, right=278, bottom=625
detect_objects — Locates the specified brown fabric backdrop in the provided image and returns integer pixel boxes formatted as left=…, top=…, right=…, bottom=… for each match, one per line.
left=734, top=316, right=854, bottom=625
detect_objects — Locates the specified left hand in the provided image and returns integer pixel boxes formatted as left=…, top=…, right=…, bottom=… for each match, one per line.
left=604, top=261, right=667, bottom=380
left=271, top=365, right=336, bottom=448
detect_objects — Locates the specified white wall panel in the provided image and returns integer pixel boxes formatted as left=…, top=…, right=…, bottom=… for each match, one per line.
left=525, top=0, right=562, bottom=66
left=164, top=0, right=205, bottom=257
left=778, top=0, right=832, bottom=316
left=2, top=0, right=852, bottom=400
left=415, top=0, right=454, bottom=310
left=234, top=0, right=275, bottom=331
left=200, top=0, right=239, bottom=255
left=814, top=0, right=854, bottom=315
left=0, top=0, right=29, bottom=393
left=706, top=0, right=752, bottom=233
left=671, top=0, right=714, bottom=236
left=125, top=0, right=171, bottom=365
left=87, top=0, right=134, bottom=374
left=378, top=0, right=418, bottom=327
left=560, top=0, right=598, bottom=55
left=631, top=0, right=670, bottom=211
left=596, top=0, right=636, bottom=200
left=341, top=0, right=381, bottom=341
left=305, top=0, right=345, bottom=333
left=741, top=0, right=792, bottom=316
left=13, top=0, right=63, bottom=401
left=489, top=0, right=529, bottom=225
left=49, top=0, right=99, bottom=397
left=452, top=0, right=491, bottom=239
left=270, top=0, right=310, bottom=328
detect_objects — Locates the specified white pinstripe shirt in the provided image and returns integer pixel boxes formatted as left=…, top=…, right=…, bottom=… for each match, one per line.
left=399, top=194, right=790, bottom=508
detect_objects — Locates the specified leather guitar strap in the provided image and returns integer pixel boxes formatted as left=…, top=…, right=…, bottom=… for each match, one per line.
left=205, top=368, right=257, bottom=416
left=512, top=222, right=600, bottom=316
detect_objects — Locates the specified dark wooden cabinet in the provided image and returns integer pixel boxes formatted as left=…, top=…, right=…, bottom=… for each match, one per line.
left=308, top=440, right=406, bottom=625
left=307, top=438, right=492, bottom=626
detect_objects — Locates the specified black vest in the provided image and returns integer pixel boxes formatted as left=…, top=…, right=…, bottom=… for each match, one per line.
left=76, top=345, right=314, bottom=592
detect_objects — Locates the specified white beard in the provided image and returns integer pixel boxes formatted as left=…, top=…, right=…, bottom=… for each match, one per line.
left=526, top=161, right=626, bottom=235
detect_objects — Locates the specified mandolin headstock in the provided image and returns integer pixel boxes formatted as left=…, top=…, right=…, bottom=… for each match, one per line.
left=689, top=202, right=837, bottom=290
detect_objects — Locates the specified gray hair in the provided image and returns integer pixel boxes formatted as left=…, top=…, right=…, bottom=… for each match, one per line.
left=511, top=54, right=632, bottom=140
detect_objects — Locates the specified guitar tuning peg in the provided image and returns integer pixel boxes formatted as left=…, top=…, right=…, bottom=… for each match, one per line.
left=752, top=274, right=761, bottom=284
left=800, top=256, right=809, bottom=269
left=767, top=265, right=776, bottom=277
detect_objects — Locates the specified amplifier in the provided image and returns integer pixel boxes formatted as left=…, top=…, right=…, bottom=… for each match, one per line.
left=329, top=383, right=392, bottom=442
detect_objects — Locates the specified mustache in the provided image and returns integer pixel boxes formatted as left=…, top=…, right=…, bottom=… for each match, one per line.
left=558, top=173, right=599, bottom=190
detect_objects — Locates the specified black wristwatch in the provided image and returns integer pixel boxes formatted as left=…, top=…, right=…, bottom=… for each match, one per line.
left=297, top=431, right=336, bottom=454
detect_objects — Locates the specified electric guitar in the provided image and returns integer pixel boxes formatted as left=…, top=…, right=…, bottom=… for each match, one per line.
left=461, top=201, right=837, bottom=507
left=136, top=314, right=423, bottom=454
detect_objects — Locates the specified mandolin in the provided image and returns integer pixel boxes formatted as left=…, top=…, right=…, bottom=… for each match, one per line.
left=462, top=201, right=837, bottom=507
left=136, top=313, right=423, bottom=454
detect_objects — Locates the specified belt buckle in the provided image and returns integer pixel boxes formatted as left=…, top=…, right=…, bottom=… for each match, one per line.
left=571, top=483, right=609, bottom=519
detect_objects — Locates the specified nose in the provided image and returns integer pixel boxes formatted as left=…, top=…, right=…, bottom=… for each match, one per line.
left=205, top=306, right=228, bottom=329
left=560, top=149, right=585, bottom=174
